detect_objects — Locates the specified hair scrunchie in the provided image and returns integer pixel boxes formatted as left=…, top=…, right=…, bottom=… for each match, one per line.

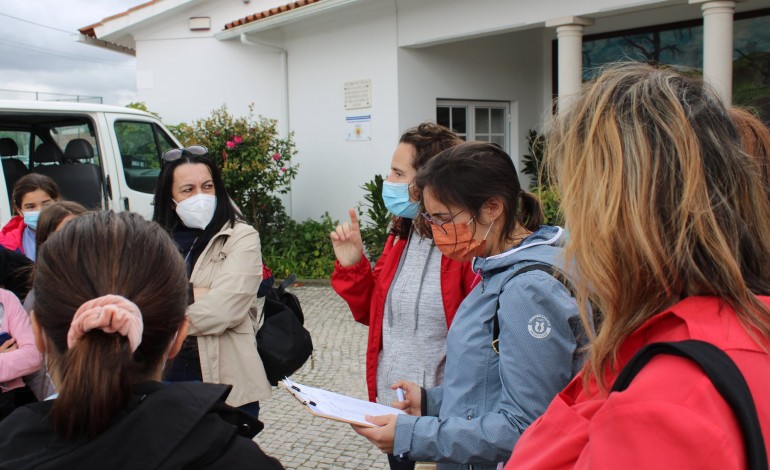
left=67, top=295, right=144, bottom=352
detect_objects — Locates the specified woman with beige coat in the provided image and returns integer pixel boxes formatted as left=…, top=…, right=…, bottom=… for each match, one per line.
left=152, top=145, right=271, bottom=417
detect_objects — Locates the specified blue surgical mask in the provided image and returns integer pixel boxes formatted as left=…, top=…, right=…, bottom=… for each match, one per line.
left=382, top=181, right=419, bottom=219
left=23, top=210, right=40, bottom=230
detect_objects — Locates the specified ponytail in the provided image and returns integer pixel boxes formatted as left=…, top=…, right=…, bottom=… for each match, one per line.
left=519, top=191, right=544, bottom=232
left=32, top=212, right=189, bottom=441
left=51, top=293, right=145, bottom=438
left=52, top=333, right=133, bottom=438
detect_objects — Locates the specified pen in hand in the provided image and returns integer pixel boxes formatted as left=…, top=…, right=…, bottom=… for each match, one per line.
left=395, top=387, right=406, bottom=459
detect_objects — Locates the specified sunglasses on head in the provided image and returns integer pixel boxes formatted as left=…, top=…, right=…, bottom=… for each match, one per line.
left=161, top=145, right=209, bottom=163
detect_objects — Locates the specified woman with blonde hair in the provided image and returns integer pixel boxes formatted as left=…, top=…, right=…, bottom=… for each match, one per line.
left=730, top=107, right=770, bottom=187
left=507, top=62, right=770, bottom=468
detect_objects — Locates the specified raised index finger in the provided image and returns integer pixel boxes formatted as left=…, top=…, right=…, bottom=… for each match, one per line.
left=348, top=208, right=360, bottom=231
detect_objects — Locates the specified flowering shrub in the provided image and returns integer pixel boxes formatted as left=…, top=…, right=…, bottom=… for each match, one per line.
left=169, top=105, right=298, bottom=244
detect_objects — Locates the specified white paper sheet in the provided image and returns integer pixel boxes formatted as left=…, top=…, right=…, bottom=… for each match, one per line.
left=281, top=378, right=405, bottom=427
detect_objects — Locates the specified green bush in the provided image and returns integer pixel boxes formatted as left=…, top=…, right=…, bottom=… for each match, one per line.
left=532, top=186, right=564, bottom=227
left=521, top=129, right=548, bottom=187
left=261, top=213, right=339, bottom=279
left=126, top=101, right=162, bottom=120
left=521, top=129, right=564, bottom=227
left=357, top=174, right=391, bottom=261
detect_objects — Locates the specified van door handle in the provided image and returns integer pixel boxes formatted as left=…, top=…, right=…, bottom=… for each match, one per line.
left=121, top=197, right=130, bottom=211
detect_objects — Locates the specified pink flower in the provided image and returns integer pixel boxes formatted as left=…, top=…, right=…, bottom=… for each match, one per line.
left=272, top=153, right=281, bottom=161
left=215, top=131, right=221, bottom=136
left=226, top=141, right=236, bottom=149
left=233, top=135, right=243, bottom=144
left=222, top=150, right=227, bottom=161
left=281, top=167, right=287, bottom=172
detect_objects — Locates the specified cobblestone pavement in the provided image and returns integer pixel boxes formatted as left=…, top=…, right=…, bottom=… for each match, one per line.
left=256, top=284, right=389, bottom=470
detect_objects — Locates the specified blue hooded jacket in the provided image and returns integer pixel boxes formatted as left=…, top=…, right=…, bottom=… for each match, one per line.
left=393, top=226, right=589, bottom=469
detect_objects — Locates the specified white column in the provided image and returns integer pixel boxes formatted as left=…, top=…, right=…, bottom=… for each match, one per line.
left=690, top=0, right=737, bottom=105
left=546, top=16, right=594, bottom=112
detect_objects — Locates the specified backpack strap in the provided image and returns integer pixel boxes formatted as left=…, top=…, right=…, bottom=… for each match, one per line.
left=611, top=340, right=768, bottom=470
left=277, top=273, right=297, bottom=295
left=492, top=263, right=572, bottom=353
left=259, top=273, right=299, bottom=325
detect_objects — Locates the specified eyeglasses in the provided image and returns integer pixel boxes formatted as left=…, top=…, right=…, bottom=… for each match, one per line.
left=421, top=209, right=465, bottom=235
left=161, top=145, right=209, bottom=164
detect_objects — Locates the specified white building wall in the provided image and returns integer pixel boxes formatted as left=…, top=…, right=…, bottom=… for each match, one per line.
left=136, top=39, right=284, bottom=125
left=397, top=28, right=546, bottom=187
left=282, top=1, right=400, bottom=223
left=128, top=0, right=290, bottom=125
left=97, top=0, right=769, bottom=224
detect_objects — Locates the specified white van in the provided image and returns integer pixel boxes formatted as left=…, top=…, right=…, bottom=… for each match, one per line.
left=0, top=100, right=182, bottom=223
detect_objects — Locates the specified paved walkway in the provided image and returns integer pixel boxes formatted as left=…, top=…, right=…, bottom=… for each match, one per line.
left=256, top=285, right=389, bottom=470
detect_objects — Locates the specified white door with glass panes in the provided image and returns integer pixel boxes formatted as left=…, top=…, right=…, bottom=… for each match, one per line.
left=436, top=101, right=509, bottom=152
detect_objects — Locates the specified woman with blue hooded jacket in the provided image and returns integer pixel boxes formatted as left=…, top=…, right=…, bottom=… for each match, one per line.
left=352, top=142, right=589, bottom=470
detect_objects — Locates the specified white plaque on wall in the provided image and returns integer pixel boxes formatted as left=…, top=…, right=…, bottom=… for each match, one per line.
left=344, top=79, right=372, bottom=110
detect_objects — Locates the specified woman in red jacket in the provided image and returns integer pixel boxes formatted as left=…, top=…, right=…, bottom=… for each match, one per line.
left=507, top=62, right=770, bottom=469
left=330, top=123, right=476, bottom=470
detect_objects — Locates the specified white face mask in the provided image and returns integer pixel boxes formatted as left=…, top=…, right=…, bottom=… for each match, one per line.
left=174, top=194, right=216, bottom=230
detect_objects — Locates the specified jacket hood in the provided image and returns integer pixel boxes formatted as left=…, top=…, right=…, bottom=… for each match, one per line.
left=471, top=225, right=566, bottom=276
left=0, top=215, right=26, bottom=252
left=0, top=215, right=24, bottom=235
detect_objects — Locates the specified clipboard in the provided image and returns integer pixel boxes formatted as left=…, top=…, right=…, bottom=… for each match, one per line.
left=280, top=378, right=405, bottom=427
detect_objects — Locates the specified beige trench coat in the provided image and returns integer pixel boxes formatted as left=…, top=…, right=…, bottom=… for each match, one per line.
left=187, top=221, right=272, bottom=406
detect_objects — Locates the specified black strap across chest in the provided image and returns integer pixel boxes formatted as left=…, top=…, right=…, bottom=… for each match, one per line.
left=611, top=340, right=768, bottom=470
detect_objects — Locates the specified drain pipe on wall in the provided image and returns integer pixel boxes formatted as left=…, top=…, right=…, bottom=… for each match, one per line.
left=240, top=33, right=292, bottom=217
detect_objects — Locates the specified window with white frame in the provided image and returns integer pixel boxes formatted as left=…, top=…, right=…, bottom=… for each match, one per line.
left=436, top=100, right=509, bottom=152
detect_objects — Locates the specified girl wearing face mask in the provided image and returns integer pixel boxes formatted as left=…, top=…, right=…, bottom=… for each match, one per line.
left=352, top=142, right=589, bottom=470
left=0, top=174, right=61, bottom=262
left=152, top=146, right=271, bottom=419
left=331, top=123, right=477, bottom=470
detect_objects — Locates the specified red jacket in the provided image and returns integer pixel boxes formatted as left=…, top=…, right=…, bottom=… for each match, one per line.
left=507, top=296, right=770, bottom=470
left=0, top=216, right=26, bottom=254
left=331, top=234, right=477, bottom=402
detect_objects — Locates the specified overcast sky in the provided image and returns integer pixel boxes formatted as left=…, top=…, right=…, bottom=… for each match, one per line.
left=0, top=0, right=147, bottom=105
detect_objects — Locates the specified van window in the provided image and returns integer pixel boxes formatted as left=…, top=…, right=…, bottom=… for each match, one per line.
left=48, top=123, right=99, bottom=165
left=0, top=131, right=31, bottom=165
left=114, top=121, right=176, bottom=193
left=1, top=116, right=102, bottom=209
left=0, top=130, right=32, bottom=201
